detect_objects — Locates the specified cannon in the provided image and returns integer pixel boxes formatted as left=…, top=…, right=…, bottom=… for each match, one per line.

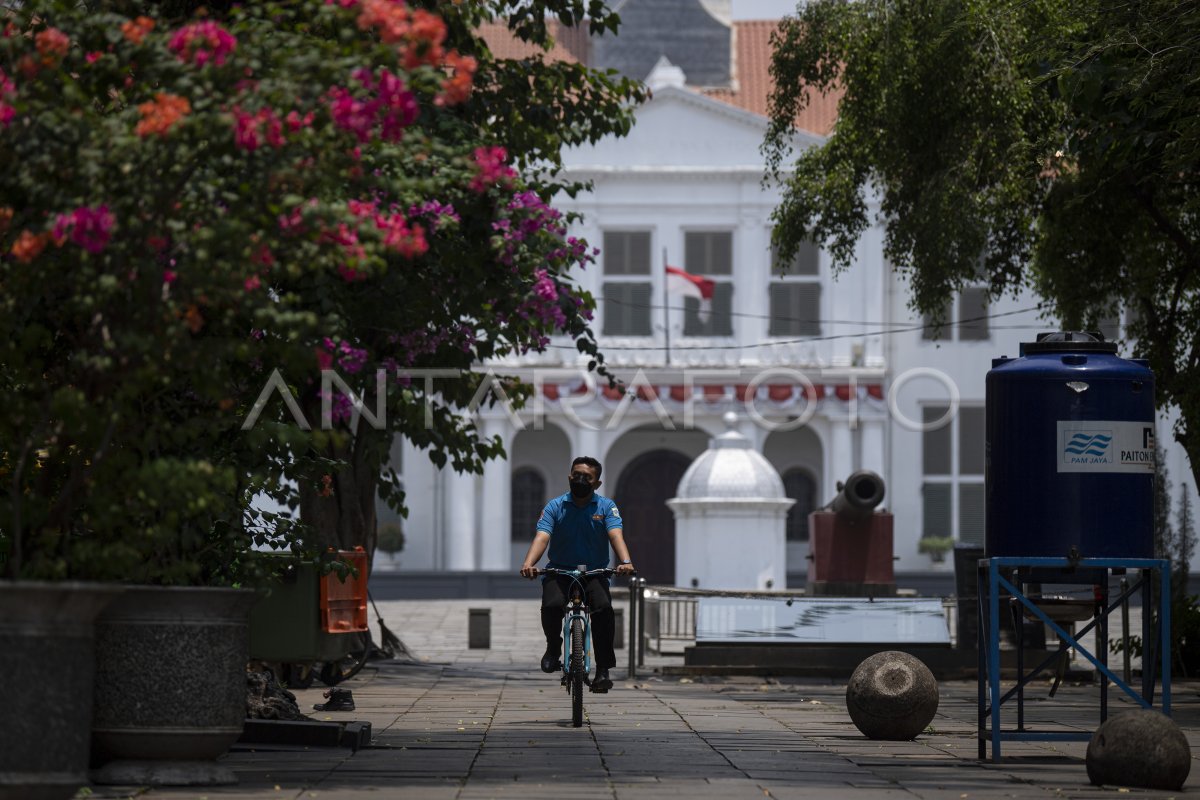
left=828, top=470, right=886, bottom=525
left=807, top=471, right=895, bottom=597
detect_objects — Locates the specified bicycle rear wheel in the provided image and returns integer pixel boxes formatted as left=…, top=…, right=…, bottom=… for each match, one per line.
left=570, top=617, right=585, bottom=727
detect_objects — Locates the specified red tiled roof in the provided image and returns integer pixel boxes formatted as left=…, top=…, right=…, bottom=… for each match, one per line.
left=477, top=21, right=580, bottom=64
left=702, top=20, right=841, bottom=137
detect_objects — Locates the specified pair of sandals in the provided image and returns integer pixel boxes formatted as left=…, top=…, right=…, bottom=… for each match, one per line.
left=541, top=649, right=613, bottom=693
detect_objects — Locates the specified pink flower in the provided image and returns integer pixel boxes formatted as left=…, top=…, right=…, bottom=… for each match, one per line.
left=285, top=110, right=314, bottom=132
left=233, top=107, right=286, bottom=151
left=532, top=269, right=557, bottom=302
left=53, top=205, right=115, bottom=254
left=0, top=68, right=16, bottom=128
left=326, top=69, right=417, bottom=144
left=327, top=87, right=375, bottom=143
left=168, top=21, right=237, bottom=67
left=243, top=275, right=261, bottom=291
left=469, top=146, right=516, bottom=192
left=377, top=214, right=428, bottom=258
left=163, top=269, right=178, bottom=284
left=85, top=52, right=103, bottom=64
left=315, top=348, right=334, bottom=371
left=337, top=341, right=368, bottom=374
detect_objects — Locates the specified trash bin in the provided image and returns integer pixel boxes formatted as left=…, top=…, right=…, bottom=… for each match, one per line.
left=248, top=550, right=369, bottom=685
left=468, top=608, right=491, bottom=649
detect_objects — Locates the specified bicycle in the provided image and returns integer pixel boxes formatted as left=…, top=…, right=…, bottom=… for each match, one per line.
left=538, top=565, right=629, bottom=727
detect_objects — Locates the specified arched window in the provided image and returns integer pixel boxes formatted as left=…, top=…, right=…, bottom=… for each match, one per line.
left=511, top=467, right=547, bottom=541
left=782, top=468, right=816, bottom=542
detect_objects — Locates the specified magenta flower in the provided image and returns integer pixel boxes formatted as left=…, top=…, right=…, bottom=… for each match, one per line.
left=469, top=146, right=516, bottom=193
left=0, top=68, right=16, bottom=128
left=327, top=69, right=417, bottom=144
left=168, top=21, right=237, bottom=67
left=337, top=341, right=369, bottom=374
left=54, top=205, right=115, bottom=254
left=532, top=269, right=557, bottom=302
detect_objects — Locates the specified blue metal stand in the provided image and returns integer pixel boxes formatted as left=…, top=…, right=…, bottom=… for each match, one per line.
left=976, top=557, right=1171, bottom=761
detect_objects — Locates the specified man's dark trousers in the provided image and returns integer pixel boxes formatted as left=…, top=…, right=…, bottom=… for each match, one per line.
left=541, top=574, right=616, bottom=669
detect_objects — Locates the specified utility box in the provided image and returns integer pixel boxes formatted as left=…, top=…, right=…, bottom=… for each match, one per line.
left=249, top=550, right=368, bottom=664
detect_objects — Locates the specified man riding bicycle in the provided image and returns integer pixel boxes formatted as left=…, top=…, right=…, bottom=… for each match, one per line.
left=520, top=456, right=635, bottom=693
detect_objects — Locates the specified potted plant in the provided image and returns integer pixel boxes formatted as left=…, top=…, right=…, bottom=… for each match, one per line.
left=918, top=536, right=956, bottom=563
left=376, top=521, right=405, bottom=569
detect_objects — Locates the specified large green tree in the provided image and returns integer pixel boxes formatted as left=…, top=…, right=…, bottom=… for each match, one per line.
left=0, top=0, right=643, bottom=582
left=764, top=0, right=1200, bottom=491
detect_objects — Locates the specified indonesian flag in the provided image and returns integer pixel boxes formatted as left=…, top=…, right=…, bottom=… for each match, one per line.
left=666, top=266, right=715, bottom=322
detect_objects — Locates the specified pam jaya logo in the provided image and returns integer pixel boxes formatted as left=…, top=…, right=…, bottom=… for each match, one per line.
left=1065, top=432, right=1112, bottom=458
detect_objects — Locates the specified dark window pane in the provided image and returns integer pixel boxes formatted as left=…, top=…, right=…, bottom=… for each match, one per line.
left=1096, top=315, right=1120, bottom=343
left=511, top=468, right=547, bottom=541
left=602, top=281, right=652, bottom=336
left=959, top=483, right=985, bottom=545
left=922, top=482, right=952, bottom=539
left=771, top=239, right=820, bottom=276
left=923, top=405, right=952, bottom=475
left=782, top=469, right=816, bottom=542
left=603, top=231, right=651, bottom=275
left=959, top=406, right=984, bottom=475
left=958, top=287, right=989, bottom=340
left=768, top=283, right=821, bottom=337
left=684, top=231, right=732, bottom=275
left=922, top=299, right=953, bottom=340
left=682, top=282, right=733, bottom=336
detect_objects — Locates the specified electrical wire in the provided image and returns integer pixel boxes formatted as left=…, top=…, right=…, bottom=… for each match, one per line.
left=548, top=304, right=1048, bottom=350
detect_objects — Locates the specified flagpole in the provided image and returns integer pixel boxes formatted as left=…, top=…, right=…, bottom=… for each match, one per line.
left=662, top=247, right=670, bottom=366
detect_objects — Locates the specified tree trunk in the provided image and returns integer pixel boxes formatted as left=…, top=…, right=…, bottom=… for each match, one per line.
left=298, top=426, right=382, bottom=571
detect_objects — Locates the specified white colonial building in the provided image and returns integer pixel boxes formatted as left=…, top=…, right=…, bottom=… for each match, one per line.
left=381, top=0, right=1197, bottom=585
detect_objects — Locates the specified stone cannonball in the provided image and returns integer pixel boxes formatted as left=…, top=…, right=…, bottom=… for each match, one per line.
left=845, top=651, right=939, bottom=740
left=1086, top=709, right=1191, bottom=791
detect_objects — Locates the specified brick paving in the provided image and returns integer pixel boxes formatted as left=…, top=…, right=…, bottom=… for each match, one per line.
left=90, top=599, right=1200, bottom=800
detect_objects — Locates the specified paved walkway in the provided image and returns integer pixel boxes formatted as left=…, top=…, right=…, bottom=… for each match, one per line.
left=92, top=600, right=1199, bottom=800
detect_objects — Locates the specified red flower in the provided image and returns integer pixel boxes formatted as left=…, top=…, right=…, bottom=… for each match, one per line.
left=168, top=21, right=237, bottom=67
left=11, top=230, right=50, bottom=263
left=35, top=28, right=70, bottom=64
left=121, top=16, right=156, bottom=45
left=136, top=93, right=191, bottom=137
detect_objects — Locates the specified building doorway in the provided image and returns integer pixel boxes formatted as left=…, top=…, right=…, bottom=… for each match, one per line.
left=614, top=449, right=693, bottom=585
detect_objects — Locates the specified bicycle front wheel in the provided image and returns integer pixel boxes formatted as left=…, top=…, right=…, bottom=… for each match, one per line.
left=570, top=617, right=585, bottom=727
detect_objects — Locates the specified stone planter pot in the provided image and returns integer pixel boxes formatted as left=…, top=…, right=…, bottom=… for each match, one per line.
left=91, top=586, right=256, bottom=786
left=0, top=581, right=121, bottom=800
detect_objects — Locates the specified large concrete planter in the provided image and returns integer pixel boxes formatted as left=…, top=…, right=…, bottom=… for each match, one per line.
left=91, top=586, right=256, bottom=786
left=0, top=581, right=121, bottom=800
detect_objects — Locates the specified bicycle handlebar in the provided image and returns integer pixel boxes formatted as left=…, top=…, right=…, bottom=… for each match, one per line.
left=538, top=567, right=618, bottom=577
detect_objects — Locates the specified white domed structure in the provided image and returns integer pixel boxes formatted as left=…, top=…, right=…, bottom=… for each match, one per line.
left=667, top=413, right=794, bottom=589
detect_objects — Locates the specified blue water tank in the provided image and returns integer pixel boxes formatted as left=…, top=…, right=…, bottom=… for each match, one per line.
left=986, top=331, right=1155, bottom=558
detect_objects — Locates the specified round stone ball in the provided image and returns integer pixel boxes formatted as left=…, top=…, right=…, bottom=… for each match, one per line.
left=845, top=651, right=939, bottom=740
left=1086, top=709, right=1190, bottom=791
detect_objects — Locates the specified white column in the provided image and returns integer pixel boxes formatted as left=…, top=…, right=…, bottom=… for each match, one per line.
left=574, top=426, right=601, bottom=464
left=443, top=466, right=477, bottom=571
left=829, top=416, right=854, bottom=486
left=736, top=212, right=766, bottom=358
left=860, top=416, right=886, bottom=481
left=479, top=416, right=512, bottom=571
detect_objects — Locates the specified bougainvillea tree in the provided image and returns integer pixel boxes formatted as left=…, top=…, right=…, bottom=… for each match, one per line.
left=0, top=0, right=645, bottom=583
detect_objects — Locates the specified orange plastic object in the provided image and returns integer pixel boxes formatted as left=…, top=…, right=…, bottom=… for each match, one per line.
left=318, top=548, right=369, bottom=633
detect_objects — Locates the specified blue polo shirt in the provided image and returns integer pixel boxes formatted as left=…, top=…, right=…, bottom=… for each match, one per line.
left=537, top=492, right=623, bottom=571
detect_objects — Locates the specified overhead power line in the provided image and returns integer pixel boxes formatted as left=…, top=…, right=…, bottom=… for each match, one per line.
left=548, top=304, right=1048, bottom=351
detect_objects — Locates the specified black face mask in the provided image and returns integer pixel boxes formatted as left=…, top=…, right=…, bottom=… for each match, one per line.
left=569, top=479, right=592, bottom=498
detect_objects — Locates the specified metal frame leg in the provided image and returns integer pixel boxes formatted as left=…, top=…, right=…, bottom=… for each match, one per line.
left=977, top=562, right=987, bottom=761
